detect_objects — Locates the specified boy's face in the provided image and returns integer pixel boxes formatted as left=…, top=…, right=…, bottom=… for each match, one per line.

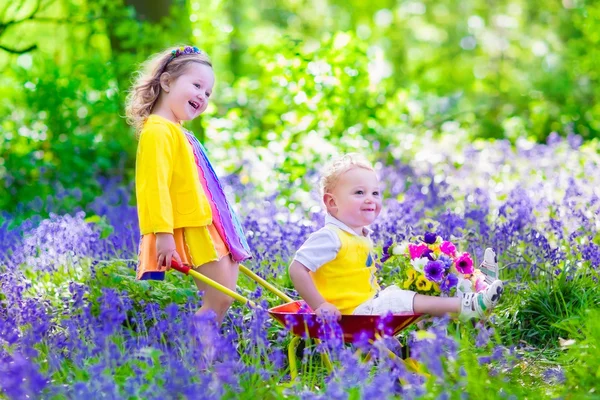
left=325, top=167, right=382, bottom=231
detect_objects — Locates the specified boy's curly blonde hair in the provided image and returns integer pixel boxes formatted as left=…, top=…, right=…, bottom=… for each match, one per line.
left=319, top=153, right=375, bottom=196
left=125, top=45, right=212, bottom=133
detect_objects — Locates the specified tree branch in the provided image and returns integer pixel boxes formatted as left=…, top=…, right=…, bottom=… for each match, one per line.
left=16, top=16, right=107, bottom=25
left=0, top=43, right=37, bottom=54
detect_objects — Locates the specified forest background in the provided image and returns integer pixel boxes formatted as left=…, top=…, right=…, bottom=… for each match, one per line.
left=1, top=0, right=599, bottom=218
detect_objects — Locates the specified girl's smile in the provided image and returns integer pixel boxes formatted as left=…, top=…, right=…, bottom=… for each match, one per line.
left=154, top=62, right=214, bottom=124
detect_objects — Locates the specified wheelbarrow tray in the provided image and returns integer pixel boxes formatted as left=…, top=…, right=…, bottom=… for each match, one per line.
left=269, top=300, right=422, bottom=343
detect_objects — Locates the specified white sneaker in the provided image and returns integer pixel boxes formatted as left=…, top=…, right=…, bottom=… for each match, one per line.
left=459, top=279, right=504, bottom=321
left=479, top=248, right=499, bottom=285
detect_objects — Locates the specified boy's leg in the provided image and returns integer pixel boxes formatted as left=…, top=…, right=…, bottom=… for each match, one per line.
left=458, top=279, right=504, bottom=321
left=354, top=286, right=415, bottom=315
left=413, top=295, right=461, bottom=316
left=479, top=248, right=499, bottom=284
left=413, top=279, right=504, bottom=320
left=192, top=256, right=240, bottom=324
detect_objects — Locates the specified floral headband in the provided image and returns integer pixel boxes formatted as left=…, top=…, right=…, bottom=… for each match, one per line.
left=164, top=46, right=203, bottom=68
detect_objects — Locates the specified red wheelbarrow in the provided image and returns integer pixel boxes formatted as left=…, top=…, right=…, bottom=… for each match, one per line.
left=168, top=260, right=423, bottom=380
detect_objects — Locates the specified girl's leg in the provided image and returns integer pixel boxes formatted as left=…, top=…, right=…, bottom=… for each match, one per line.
left=192, top=256, right=239, bottom=324
left=413, top=295, right=461, bottom=316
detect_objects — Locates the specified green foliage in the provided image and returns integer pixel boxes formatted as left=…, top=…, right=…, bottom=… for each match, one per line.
left=0, top=0, right=191, bottom=218
left=498, top=270, right=600, bottom=348
left=223, top=32, right=383, bottom=152
left=91, top=261, right=198, bottom=312
left=85, top=215, right=115, bottom=239
left=21, top=260, right=92, bottom=313
left=559, top=308, right=600, bottom=397
left=456, top=347, right=528, bottom=398
left=1, top=54, right=130, bottom=214
left=1, top=0, right=600, bottom=216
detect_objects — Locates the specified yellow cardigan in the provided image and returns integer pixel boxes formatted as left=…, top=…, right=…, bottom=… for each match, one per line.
left=135, top=114, right=212, bottom=235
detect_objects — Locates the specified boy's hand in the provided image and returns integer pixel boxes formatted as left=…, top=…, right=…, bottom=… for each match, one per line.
left=156, top=232, right=182, bottom=270
left=315, top=302, right=341, bottom=320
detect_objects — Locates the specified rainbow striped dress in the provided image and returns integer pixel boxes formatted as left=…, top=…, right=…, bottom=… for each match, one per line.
left=136, top=130, right=251, bottom=280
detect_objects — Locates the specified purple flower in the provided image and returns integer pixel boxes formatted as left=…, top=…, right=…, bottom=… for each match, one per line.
left=382, top=238, right=394, bottom=255
left=8, top=139, right=600, bottom=398
left=422, top=248, right=435, bottom=261
left=475, top=323, right=494, bottom=347
left=543, top=367, right=565, bottom=384
left=423, top=232, right=437, bottom=244
left=438, top=254, right=453, bottom=271
left=0, top=353, right=48, bottom=398
left=440, top=273, right=458, bottom=292
left=409, top=318, right=457, bottom=380
left=424, top=260, right=445, bottom=283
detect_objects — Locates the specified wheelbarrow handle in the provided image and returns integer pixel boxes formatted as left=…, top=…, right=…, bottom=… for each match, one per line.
left=166, top=259, right=256, bottom=308
left=168, top=259, right=190, bottom=275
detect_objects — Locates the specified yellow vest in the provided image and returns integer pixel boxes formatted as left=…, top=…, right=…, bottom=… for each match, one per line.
left=309, top=225, right=380, bottom=314
left=135, top=115, right=212, bottom=235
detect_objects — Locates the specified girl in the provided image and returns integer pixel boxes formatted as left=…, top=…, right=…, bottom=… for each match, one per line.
left=125, top=45, right=252, bottom=324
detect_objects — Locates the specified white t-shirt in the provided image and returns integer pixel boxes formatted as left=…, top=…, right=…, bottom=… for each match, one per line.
left=293, top=214, right=372, bottom=272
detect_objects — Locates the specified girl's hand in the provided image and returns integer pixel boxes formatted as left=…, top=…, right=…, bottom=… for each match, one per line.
left=156, top=233, right=182, bottom=270
left=314, top=302, right=341, bottom=320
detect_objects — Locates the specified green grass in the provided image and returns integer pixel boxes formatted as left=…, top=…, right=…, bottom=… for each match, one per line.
left=498, top=270, right=600, bottom=349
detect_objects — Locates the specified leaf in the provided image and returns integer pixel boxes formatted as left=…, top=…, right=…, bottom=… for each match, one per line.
left=414, top=330, right=437, bottom=341
left=84, top=215, right=102, bottom=224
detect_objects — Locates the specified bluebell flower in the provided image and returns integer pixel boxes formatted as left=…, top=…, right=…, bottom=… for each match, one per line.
left=423, top=231, right=437, bottom=244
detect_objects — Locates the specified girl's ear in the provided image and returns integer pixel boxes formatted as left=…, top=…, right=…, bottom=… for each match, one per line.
left=159, top=72, right=171, bottom=93
left=323, top=193, right=336, bottom=211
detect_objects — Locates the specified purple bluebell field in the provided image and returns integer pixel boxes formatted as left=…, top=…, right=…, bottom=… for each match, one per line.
left=1, top=135, right=599, bottom=398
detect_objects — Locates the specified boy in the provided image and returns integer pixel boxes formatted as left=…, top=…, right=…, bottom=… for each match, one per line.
left=289, top=154, right=503, bottom=320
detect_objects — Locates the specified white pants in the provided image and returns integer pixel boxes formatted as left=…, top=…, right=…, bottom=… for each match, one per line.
left=352, top=285, right=416, bottom=315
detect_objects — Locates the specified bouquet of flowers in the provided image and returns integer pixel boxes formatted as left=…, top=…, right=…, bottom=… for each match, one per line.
left=381, top=232, right=491, bottom=297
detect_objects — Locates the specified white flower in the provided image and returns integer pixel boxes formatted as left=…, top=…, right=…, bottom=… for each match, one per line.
left=457, top=278, right=473, bottom=294
left=410, top=257, right=428, bottom=273
left=392, top=242, right=409, bottom=256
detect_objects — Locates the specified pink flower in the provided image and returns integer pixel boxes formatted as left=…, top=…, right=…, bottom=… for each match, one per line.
left=474, top=277, right=488, bottom=293
left=408, top=243, right=428, bottom=260
left=440, top=241, right=457, bottom=256
left=455, top=252, right=474, bottom=274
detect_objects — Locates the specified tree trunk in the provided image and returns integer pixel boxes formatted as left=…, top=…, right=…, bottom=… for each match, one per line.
left=125, top=0, right=173, bottom=23
left=227, top=0, right=243, bottom=82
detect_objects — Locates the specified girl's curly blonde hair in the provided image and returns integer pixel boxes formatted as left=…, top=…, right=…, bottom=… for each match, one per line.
left=125, top=45, right=212, bottom=133
left=319, top=153, right=375, bottom=196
